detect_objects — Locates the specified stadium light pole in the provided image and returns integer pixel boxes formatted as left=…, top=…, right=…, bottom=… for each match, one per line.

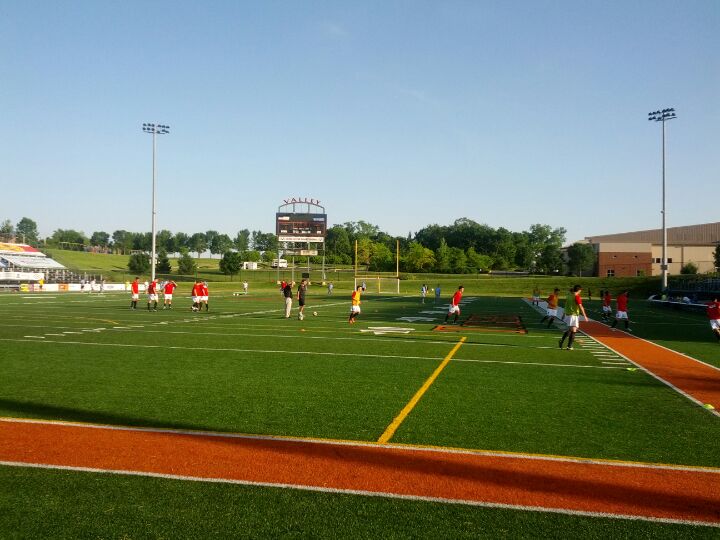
left=142, top=123, right=170, bottom=282
left=648, top=108, right=676, bottom=291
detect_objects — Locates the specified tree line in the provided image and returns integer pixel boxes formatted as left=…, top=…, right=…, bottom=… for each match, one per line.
left=1, top=215, right=615, bottom=276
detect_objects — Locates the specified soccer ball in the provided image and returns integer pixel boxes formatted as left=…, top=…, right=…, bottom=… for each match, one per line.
left=313, top=311, right=318, bottom=316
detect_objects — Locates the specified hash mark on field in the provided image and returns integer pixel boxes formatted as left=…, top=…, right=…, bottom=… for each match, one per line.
left=23, top=336, right=45, bottom=339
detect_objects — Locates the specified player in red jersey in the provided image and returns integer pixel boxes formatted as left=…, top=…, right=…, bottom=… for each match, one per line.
left=601, top=290, right=612, bottom=322
left=611, top=290, right=630, bottom=331
left=130, top=277, right=140, bottom=310
left=707, top=298, right=720, bottom=343
left=191, top=280, right=202, bottom=312
left=200, top=281, right=209, bottom=311
left=163, top=280, right=177, bottom=309
left=147, top=279, right=159, bottom=311
left=444, top=285, right=464, bottom=324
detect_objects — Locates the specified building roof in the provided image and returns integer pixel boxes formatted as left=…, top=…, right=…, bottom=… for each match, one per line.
left=0, top=254, right=65, bottom=269
left=586, top=222, right=720, bottom=246
left=0, top=242, right=41, bottom=254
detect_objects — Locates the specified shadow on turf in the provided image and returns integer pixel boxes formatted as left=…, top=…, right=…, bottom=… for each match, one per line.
left=0, top=398, right=211, bottom=432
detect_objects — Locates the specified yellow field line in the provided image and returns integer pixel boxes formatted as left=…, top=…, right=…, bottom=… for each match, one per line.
left=378, top=336, right=466, bottom=444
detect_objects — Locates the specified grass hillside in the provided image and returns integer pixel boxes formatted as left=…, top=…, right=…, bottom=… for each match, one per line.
left=41, top=249, right=663, bottom=296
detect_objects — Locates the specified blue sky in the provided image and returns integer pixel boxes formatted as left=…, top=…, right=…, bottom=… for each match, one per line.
left=1, top=1, right=718, bottom=244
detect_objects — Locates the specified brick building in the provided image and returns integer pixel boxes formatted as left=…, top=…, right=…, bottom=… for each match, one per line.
left=584, top=222, right=720, bottom=278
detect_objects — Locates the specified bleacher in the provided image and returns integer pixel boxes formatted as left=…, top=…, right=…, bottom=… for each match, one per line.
left=0, top=242, right=69, bottom=284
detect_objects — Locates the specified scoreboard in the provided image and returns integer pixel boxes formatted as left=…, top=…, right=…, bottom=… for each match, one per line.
left=276, top=212, right=327, bottom=243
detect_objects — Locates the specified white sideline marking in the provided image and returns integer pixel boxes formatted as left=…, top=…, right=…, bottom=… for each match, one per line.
left=579, top=330, right=720, bottom=418
left=62, top=331, right=81, bottom=334
left=454, top=358, right=627, bottom=370
left=23, top=336, right=45, bottom=339
left=0, top=461, right=717, bottom=528
left=0, top=338, right=441, bottom=362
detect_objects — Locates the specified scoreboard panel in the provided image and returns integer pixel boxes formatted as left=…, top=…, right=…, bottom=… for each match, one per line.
left=276, top=213, right=327, bottom=243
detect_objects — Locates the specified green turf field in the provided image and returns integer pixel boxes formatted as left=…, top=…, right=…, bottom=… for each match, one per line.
left=1, top=286, right=718, bottom=537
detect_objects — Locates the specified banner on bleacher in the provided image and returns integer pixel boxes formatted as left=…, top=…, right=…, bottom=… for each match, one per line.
left=0, top=271, right=44, bottom=281
left=0, top=243, right=41, bottom=254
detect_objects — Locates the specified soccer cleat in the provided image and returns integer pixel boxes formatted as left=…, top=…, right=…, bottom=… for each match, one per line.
left=566, top=347, right=574, bottom=351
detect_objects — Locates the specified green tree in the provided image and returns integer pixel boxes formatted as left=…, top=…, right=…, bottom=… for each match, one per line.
left=204, top=230, right=219, bottom=255
left=251, top=231, right=278, bottom=252
left=90, top=231, right=110, bottom=248
left=245, top=250, right=261, bottom=262
left=538, top=244, right=564, bottom=274
left=156, top=250, right=172, bottom=274
left=356, top=237, right=372, bottom=267
left=234, top=229, right=251, bottom=253
left=219, top=251, right=242, bottom=279
left=567, top=243, right=596, bottom=276
left=435, top=238, right=452, bottom=273
left=513, top=232, right=533, bottom=269
left=210, top=234, right=233, bottom=257
left=16, top=217, right=39, bottom=244
left=526, top=224, right=566, bottom=271
left=369, top=242, right=394, bottom=271
left=404, top=242, right=436, bottom=272
left=51, top=229, right=87, bottom=248
left=112, top=230, right=133, bottom=254
left=189, top=233, right=208, bottom=258
left=326, top=226, right=352, bottom=259
left=173, top=232, right=190, bottom=252
left=0, top=219, right=14, bottom=236
left=177, top=249, right=197, bottom=275
left=680, top=262, right=698, bottom=275
left=343, top=221, right=380, bottom=239
left=133, top=232, right=152, bottom=252
left=466, top=247, right=492, bottom=273
left=414, top=224, right=446, bottom=251
left=714, top=244, right=720, bottom=271
left=156, top=230, right=174, bottom=254
left=128, top=252, right=151, bottom=274
left=449, top=247, right=468, bottom=273
left=492, top=228, right=517, bottom=270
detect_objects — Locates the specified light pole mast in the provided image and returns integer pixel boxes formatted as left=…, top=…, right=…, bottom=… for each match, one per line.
left=142, top=123, right=170, bottom=282
left=648, top=108, right=676, bottom=291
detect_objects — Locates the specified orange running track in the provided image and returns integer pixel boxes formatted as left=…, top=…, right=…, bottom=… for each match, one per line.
left=581, top=322, right=720, bottom=413
left=1, top=419, right=719, bottom=526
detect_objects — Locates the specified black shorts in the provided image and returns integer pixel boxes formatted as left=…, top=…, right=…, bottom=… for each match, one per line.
left=299, top=299, right=306, bottom=306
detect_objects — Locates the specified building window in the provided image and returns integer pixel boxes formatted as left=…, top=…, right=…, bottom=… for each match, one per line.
left=668, top=258, right=673, bottom=263
left=607, top=269, right=615, bottom=277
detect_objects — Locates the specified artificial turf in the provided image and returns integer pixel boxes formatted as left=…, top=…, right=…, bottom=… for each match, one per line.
left=2, top=465, right=717, bottom=540
left=1, top=288, right=718, bottom=537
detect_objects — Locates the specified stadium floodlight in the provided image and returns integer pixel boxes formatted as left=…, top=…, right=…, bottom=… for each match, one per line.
left=142, top=122, right=171, bottom=282
left=648, top=108, right=676, bottom=290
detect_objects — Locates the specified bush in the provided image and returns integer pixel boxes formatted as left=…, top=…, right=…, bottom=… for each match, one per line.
left=156, top=250, right=172, bottom=274
left=177, top=250, right=197, bottom=275
left=680, top=262, right=698, bottom=275
left=128, top=252, right=150, bottom=274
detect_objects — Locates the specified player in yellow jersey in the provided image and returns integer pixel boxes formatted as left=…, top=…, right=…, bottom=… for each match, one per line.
left=540, top=288, right=560, bottom=328
left=349, top=285, right=362, bottom=324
